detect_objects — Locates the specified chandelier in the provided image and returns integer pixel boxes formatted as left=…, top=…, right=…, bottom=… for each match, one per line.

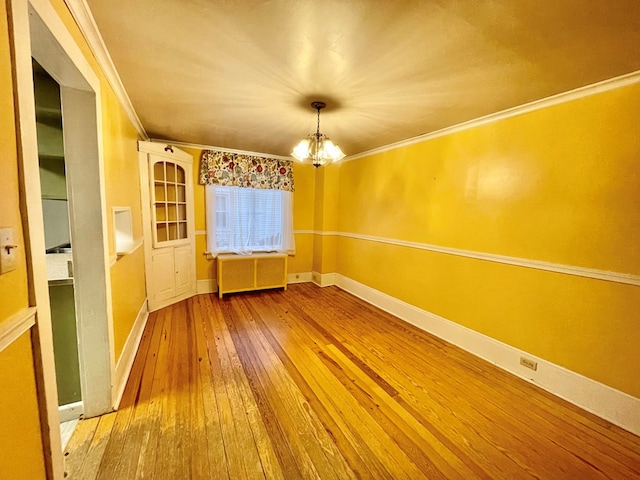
left=291, top=101, right=345, bottom=167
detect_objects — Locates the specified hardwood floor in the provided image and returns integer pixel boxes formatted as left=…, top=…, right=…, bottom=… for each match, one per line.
left=64, top=284, right=640, bottom=479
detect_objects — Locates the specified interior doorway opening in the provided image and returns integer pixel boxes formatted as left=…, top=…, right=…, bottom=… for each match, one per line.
left=32, top=59, right=83, bottom=447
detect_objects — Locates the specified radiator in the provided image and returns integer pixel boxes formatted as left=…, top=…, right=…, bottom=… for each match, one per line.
left=217, top=253, right=287, bottom=298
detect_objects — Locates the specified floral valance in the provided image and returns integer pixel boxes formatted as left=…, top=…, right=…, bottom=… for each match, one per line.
left=199, top=150, right=294, bottom=192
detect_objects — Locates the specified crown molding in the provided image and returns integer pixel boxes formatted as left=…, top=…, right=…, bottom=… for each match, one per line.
left=63, top=0, right=148, bottom=140
left=151, top=139, right=292, bottom=161
left=345, top=70, right=640, bottom=162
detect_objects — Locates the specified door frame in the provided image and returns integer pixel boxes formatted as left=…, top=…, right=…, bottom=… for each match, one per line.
left=9, top=0, right=115, bottom=477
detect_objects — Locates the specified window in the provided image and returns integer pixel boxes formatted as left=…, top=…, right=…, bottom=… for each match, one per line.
left=205, top=185, right=295, bottom=255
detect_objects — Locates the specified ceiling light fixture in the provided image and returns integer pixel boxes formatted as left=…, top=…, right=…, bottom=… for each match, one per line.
left=291, top=101, right=345, bottom=167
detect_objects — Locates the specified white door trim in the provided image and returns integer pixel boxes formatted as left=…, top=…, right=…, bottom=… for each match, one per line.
left=61, top=86, right=115, bottom=416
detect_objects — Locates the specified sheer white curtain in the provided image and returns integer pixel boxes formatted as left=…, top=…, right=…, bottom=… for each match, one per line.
left=206, top=185, right=295, bottom=256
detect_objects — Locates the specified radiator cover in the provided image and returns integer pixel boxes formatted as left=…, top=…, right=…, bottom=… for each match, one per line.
left=217, top=253, right=287, bottom=298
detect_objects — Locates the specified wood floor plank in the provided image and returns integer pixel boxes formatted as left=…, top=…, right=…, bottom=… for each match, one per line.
left=203, top=295, right=265, bottom=479
left=108, top=310, right=165, bottom=480
left=233, top=295, right=363, bottom=480
left=170, top=300, right=196, bottom=478
left=184, top=297, right=212, bottom=479
left=305, top=290, right=593, bottom=478
left=279, top=289, right=400, bottom=397
left=212, top=298, right=305, bottom=479
left=242, top=294, right=396, bottom=480
left=221, top=296, right=344, bottom=479
left=192, top=294, right=229, bottom=480
left=254, top=292, right=442, bottom=479
left=64, top=284, right=640, bottom=480
left=322, top=342, right=489, bottom=480
left=63, top=416, right=100, bottom=478
left=93, top=308, right=157, bottom=480
left=77, top=412, right=117, bottom=480
left=211, top=297, right=285, bottom=480
left=154, top=304, right=184, bottom=480
left=135, top=307, right=175, bottom=479
left=317, top=347, right=458, bottom=480
left=261, top=290, right=451, bottom=479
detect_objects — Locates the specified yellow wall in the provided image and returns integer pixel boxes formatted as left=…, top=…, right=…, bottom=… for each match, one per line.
left=312, top=168, right=326, bottom=273
left=110, top=248, right=147, bottom=359
left=335, top=83, right=640, bottom=398
left=292, top=161, right=316, bottom=274
left=0, top=6, right=29, bottom=324
left=185, top=147, right=317, bottom=283
left=0, top=334, right=47, bottom=480
left=312, top=166, right=340, bottom=274
left=0, top=0, right=46, bottom=476
left=101, top=85, right=146, bottom=361
left=102, top=87, right=144, bottom=255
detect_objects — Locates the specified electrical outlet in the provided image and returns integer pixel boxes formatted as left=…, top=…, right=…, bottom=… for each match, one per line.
left=520, top=356, right=538, bottom=371
left=0, top=227, right=18, bottom=275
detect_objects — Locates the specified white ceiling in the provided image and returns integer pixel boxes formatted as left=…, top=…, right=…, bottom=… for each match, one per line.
left=85, top=0, right=640, bottom=157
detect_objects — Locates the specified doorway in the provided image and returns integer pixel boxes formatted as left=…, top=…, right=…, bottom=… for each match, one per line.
left=33, top=60, right=83, bottom=446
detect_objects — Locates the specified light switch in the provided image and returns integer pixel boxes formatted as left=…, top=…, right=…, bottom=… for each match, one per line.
left=0, top=227, right=18, bottom=274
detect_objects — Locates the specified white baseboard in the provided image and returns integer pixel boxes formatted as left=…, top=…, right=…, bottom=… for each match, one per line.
left=335, top=274, right=640, bottom=436
left=58, top=401, right=83, bottom=422
left=288, top=272, right=313, bottom=284
left=197, top=279, right=218, bottom=294
left=312, top=271, right=338, bottom=287
left=113, top=300, right=149, bottom=409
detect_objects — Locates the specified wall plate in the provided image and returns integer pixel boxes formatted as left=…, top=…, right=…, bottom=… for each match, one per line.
left=0, top=227, right=18, bottom=274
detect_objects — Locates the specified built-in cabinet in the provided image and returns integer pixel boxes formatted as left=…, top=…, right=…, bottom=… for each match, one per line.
left=139, top=142, right=196, bottom=311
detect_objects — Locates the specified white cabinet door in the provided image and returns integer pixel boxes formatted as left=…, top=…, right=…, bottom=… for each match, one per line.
left=174, top=244, right=192, bottom=296
left=151, top=248, right=176, bottom=303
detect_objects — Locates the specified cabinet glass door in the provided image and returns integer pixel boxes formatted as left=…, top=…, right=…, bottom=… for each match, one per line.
left=151, top=160, right=189, bottom=246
